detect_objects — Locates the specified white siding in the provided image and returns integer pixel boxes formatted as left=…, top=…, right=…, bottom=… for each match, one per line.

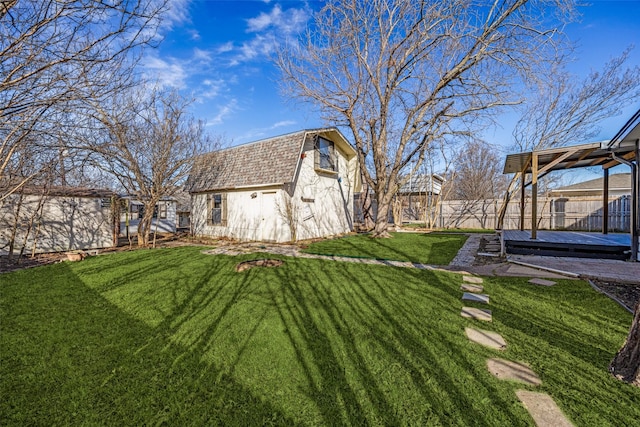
left=0, top=194, right=115, bottom=254
left=120, top=201, right=177, bottom=236
left=191, top=134, right=358, bottom=243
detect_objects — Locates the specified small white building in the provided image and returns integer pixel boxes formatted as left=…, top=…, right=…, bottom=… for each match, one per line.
left=187, top=128, right=360, bottom=243
left=0, top=186, right=118, bottom=254
left=119, top=197, right=178, bottom=237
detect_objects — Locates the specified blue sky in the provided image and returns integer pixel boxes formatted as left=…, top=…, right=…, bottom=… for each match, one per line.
left=148, top=0, right=640, bottom=162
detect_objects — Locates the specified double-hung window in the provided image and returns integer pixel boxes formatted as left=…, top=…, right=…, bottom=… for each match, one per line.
left=315, top=137, right=337, bottom=172
left=207, top=193, right=227, bottom=226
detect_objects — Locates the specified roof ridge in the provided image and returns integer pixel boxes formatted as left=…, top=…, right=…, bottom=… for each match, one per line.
left=205, top=127, right=338, bottom=155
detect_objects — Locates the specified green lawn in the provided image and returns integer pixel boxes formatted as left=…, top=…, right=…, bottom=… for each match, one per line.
left=302, top=232, right=468, bottom=264
left=1, top=246, right=638, bottom=426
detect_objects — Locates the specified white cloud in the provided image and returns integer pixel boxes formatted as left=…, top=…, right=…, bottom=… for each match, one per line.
left=160, top=0, right=192, bottom=30
left=246, top=4, right=309, bottom=35
left=270, top=120, right=296, bottom=129
left=199, top=79, right=226, bottom=100
left=193, top=47, right=212, bottom=63
left=188, top=29, right=201, bottom=41
left=227, top=4, right=310, bottom=66
left=209, top=99, right=238, bottom=125
left=216, top=42, right=234, bottom=54
left=142, top=55, right=187, bottom=89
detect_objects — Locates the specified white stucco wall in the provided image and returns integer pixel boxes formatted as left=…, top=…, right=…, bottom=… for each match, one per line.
left=191, top=134, right=358, bottom=243
left=0, top=194, right=115, bottom=254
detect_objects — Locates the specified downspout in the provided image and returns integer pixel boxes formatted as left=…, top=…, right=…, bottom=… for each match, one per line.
left=611, top=147, right=638, bottom=261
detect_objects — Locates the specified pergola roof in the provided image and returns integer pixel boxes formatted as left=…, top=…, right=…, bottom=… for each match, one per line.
left=503, top=109, right=640, bottom=175
left=503, top=141, right=636, bottom=175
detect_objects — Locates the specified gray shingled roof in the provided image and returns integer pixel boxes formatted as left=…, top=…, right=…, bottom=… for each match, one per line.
left=554, top=173, right=631, bottom=192
left=187, top=130, right=310, bottom=193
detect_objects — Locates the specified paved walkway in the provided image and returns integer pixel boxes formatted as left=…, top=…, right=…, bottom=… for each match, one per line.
left=202, top=235, right=640, bottom=283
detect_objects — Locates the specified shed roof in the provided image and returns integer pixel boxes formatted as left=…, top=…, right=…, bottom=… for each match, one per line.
left=187, top=128, right=355, bottom=193
left=13, top=186, right=117, bottom=198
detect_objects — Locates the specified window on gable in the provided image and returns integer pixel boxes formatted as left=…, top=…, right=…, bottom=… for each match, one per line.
left=315, top=136, right=337, bottom=172
left=207, top=193, right=227, bottom=226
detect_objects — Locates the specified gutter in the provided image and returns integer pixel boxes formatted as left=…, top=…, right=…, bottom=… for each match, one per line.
left=611, top=146, right=639, bottom=262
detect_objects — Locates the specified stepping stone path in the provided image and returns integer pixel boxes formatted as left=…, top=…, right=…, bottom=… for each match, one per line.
left=462, top=292, right=489, bottom=304
left=486, top=358, right=542, bottom=386
left=457, top=272, right=572, bottom=426
left=516, top=390, right=574, bottom=427
left=460, top=284, right=483, bottom=293
left=461, top=307, right=492, bottom=321
left=465, top=327, right=506, bottom=350
left=463, top=275, right=483, bottom=284
left=528, top=278, right=557, bottom=287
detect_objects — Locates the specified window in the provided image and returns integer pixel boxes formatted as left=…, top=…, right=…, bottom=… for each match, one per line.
left=315, top=136, right=337, bottom=172
left=207, top=193, right=227, bottom=226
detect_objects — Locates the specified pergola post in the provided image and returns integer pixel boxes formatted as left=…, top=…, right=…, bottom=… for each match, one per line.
left=531, top=153, right=538, bottom=240
left=633, top=140, right=639, bottom=261
left=520, top=172, right=526, bottom=231
left=603, top=168, right=609, bottom=235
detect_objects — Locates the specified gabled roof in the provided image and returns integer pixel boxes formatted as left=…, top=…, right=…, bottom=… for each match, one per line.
left=187, top=128, right=356, bottom=193
left=552, top=173, right=631, bottom=193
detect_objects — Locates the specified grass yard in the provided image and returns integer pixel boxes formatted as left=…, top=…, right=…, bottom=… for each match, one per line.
left=302, top=232, right=468, bottom=264
left=1, top=246, right=638, bottom=426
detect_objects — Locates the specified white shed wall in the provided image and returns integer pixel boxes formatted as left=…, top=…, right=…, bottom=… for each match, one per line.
left=0, top=194, right=115, bottom=254
left=191, top=134, right=358, bottom=243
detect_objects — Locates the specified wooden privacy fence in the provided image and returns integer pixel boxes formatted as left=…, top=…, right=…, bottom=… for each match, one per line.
left=433, top=196, right=631, bottom=231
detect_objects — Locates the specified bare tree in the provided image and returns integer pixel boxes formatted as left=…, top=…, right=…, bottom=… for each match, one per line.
left=0, top=0, right=165, bottom=201
left=278, top=0, right=575, bottom=237
left=496, top=51, right=640, bottom=228
left=610, top=302, right=640, bottom=387
left=86, top=88, right=210, bottom=246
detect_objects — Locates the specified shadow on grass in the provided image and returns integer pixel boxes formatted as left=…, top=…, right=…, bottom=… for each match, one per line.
left=8, top=248, right=636, bottom=425
left=0, top=257, right=297, bottom=426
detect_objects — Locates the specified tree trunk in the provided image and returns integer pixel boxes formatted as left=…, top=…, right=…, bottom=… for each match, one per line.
left=372, top=193, right=392, bottom=238
left=360, top=181, right=375, bottom=231
left=610, top=302, right=640, bottom=386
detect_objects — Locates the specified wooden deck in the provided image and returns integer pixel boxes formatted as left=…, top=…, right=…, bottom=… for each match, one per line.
left=502, top=230, right=631, bottom=260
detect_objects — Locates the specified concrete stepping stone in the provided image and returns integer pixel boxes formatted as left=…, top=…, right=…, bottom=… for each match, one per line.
left=463, top=275, right=483, bottom=284
left=528, top=278, right=557, bottom=287
left=465, top=327, right=506, bottom=350
left=461, top=307, right=492, bottom=321
left=486, top=358, right=541, bottom=386
left=462, top=292, right=489, bottom=304
left=460, top=284, right=484, bottom=293
left=516, top=390, right=574, bottom=427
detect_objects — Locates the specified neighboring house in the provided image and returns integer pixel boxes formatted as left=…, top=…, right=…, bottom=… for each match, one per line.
left=398, top=174, right=445, bottom=221
left=186, top=128, right=360, bottom=243
left=0, top=186, right=118, bottom=255
left=548, top=173, right=631, bottom=198
left=547, top=173, right=631, bottom=231
left=119, top=196, right=178, bottom=237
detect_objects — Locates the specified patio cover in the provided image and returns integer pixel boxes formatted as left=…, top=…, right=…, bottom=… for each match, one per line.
left=502, top=109, right=640, bottom=260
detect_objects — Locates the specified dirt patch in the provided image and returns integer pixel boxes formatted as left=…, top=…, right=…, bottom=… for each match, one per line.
left=235, top=259, right=284, bottom=272
left=591, top=279, right=640, bottom=312
left=0, top=253, right=66, bottom=273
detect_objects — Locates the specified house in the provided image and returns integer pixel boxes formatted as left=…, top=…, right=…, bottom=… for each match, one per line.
left=0, top=186, right=118, bottom=255
left=186, top=128, right=360, bottom=243
left=398, top=173, right=445, bottom=221
left=119, top=196, right=178, bottom=237
left=548, top=173, right=631, bottom=198
left=547, top=173, right=631, bottom=232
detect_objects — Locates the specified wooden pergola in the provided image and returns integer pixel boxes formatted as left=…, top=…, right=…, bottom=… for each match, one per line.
left=503, top=109, right=640, bottom=260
